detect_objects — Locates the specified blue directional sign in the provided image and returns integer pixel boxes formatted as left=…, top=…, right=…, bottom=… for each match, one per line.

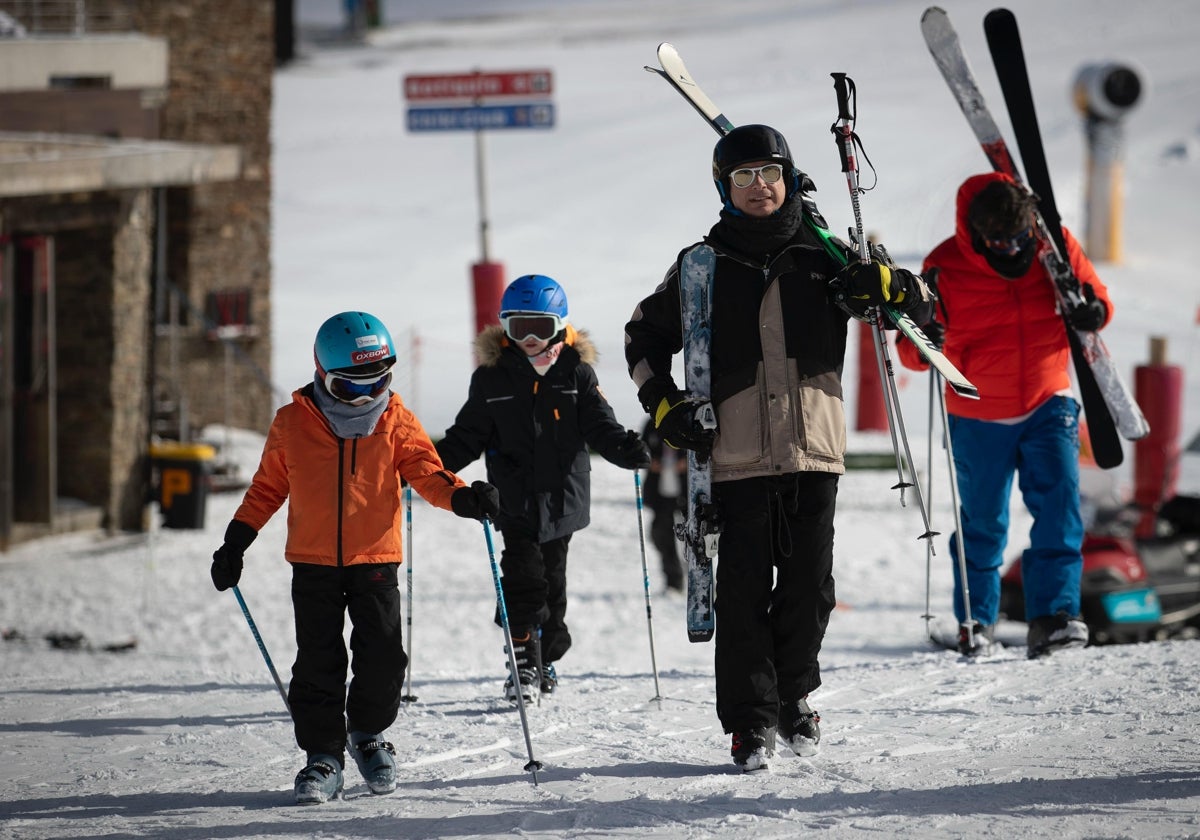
left=406, top=103, right=556, bottom=132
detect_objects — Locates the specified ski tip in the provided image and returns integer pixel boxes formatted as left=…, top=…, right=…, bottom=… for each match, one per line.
left=1093, top=448, right=1124, bottom=470
left=983, top=7, right=1017, bottom=29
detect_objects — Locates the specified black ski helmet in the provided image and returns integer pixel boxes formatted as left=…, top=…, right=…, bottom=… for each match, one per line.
left=711, top=124, right=798, bottom=206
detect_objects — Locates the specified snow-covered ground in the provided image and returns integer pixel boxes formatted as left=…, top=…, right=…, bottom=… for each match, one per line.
left=3, top=1, right=1200, bottom=838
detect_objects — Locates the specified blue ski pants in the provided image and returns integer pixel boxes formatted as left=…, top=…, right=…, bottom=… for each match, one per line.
left=947, top=395, right=1084, bottom=626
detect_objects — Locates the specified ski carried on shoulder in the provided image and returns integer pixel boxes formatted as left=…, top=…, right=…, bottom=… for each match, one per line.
left=984, top=7, right=1149, bottom=450
left=646, top=43, right=978, bottom=400
left=677, top=245, right=719, bottom=643
left=920, top=7, right=1149, bottom=468
left=646, top=43, right=734, bottom=135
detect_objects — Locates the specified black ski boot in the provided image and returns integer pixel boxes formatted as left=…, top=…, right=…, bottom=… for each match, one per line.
left=503, top=626, right=542, bottom=705
left=731, top=727, right=776, bottom=772
left=778, top=697, right=821, bottom=757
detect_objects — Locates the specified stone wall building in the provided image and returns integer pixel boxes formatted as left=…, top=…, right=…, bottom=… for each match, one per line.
left=0, top=0, right=274, bottom=546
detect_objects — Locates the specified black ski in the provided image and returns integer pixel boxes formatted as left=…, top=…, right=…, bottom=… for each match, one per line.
left=921, top=7, right=1148, bottom=469
left=983, top=7, right=1149, bottom=465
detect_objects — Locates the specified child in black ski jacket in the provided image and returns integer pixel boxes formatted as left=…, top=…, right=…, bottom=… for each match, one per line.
left=437, top=274, right=649, bottom=704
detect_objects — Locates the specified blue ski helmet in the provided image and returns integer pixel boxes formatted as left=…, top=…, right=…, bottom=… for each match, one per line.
left=499, top=275, right=568, bottom=321
left=314, top=311, right=396, bottom=376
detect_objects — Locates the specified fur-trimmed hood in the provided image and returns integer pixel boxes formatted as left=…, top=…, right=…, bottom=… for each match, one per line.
left=473, top=323, right=598, bottom=367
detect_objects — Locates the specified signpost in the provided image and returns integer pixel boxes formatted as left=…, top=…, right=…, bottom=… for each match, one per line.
left=403, top=69, right=556, bottom=340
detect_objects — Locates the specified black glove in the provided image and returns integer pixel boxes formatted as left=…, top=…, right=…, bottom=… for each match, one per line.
left=451, top=480, right=501, bottom=521
left=613, top=429, right=651, bottom=470
left=210, top=519, right=258, bottom=592
left=920, top=318, right=946, bottom=350
left=834, top=261, right=925, bottom=311
left=653, top=392, right=716, bottom=460
left=1066, top=284, right=1107, bottom=332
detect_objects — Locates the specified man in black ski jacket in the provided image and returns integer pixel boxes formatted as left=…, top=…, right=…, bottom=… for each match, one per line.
left=625, top=124, right=932, bottom=772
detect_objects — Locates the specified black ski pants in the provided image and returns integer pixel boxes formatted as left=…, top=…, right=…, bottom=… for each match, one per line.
left=713, top=472, right=838, bottom=733
left=496, top=531, right=572, bottom=663
left=288, top=562, right=406, bottom=762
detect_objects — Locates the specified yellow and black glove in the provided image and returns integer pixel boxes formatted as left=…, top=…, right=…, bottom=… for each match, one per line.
left=653, top=392, right=716, bottom=460
left=836, top=261, right=920, bottom=306
left=833, top=260, right=932, bottom=321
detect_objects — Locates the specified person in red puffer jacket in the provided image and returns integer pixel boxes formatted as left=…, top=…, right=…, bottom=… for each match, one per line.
left=897, top=172, right=1113, bottom=660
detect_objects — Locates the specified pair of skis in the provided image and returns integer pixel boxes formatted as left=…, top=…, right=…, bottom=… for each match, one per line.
left=920, top=6, right=1149, bottom=467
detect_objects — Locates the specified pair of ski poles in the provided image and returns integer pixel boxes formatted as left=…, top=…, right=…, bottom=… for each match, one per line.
left=229, top=490, right=546, bottom=785
left=830, top=72, right=976, bottom=642
left=229, top=487, right=420, bottom=720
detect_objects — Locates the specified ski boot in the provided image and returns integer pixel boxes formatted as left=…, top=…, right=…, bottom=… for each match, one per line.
left=348, top=729, right=397, bottom=794
left=731, top=727, right=775, bottom=773
left=503, top=626, right=542, bottom=705
left=778, top=697, right=821, bottom=757
left=294, top=753, right=344, bottom=805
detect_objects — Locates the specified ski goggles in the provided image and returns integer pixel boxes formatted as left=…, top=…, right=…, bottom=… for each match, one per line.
left=729, top=163, right=785, bottom=189
left=500, top=312, right=566, bottom=342
left=323, top=365, right=393, bottom=406
left=981, top=225, right=1036, bottom=255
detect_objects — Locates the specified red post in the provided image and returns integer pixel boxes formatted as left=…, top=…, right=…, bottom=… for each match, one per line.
left=471, top=261, right=506, bottom=337
left=856, top=320, right=887, bottom=431
left=1133, top=336, right=1182, bottom=538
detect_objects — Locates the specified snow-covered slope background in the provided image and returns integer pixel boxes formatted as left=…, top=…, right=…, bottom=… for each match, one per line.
left=2, top=1, right=1199, bottom=838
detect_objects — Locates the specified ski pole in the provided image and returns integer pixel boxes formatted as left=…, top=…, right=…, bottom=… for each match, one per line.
left=231, top=585, right=291, bottom=717
left=482, top=518, right=543, bottom=785
left=935, top=374, right=977, bottom=645
left=830, top=73, right=912, bottom=503
left=830, top=72, right=938, bottom=550
left=922, top=370, right=937, bottom=636
left=401, top=485, right=417, bottom=702
left=633, top=471, right=664, bottom=708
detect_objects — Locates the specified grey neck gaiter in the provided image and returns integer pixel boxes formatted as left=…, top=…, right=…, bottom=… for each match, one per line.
left=312, top=374, right=389, bottom=439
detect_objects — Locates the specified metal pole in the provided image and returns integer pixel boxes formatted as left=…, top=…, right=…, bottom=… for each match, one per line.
left=401, top=486, right=417, bottom=702
left=474, top=123, right=491, bottom=262
left=633, top=472, right=664, bottom=707
left=482, top=519, right=543, bottom=784
left=232, top=585, right=291, bottom=716
left=937, top=376, right=976, bottom=643
left=830, top=72, right=937, bottom=547
left=923, top=371, right=937, bottom=635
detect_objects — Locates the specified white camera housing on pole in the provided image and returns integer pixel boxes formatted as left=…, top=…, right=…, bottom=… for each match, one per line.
left=1073, top=63, right=1143, bottom=262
